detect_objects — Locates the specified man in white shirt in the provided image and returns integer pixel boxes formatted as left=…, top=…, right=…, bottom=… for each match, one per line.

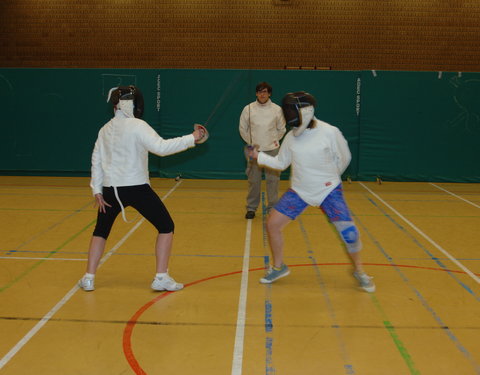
left=239, top=82, right=286, bottom=219
left=79, top=85, right=207, bottom=292
left=248, top=91, right=375, bottom=293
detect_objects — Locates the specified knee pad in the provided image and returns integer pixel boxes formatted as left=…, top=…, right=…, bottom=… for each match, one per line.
left=332, top=221, right=362, bottom=253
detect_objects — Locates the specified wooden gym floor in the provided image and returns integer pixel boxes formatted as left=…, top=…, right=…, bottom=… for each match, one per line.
left=0, top=176, right=479, bottom=375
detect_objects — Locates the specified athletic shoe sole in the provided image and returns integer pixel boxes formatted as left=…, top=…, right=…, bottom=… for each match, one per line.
left=260, top=269, right=290, bottom=284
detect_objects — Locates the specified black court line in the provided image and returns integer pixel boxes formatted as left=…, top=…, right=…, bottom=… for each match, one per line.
left=1, top=316, right=479, bottom=330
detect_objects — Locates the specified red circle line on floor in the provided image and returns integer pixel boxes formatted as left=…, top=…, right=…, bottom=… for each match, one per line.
left=122, top=262, right=479, bottom=375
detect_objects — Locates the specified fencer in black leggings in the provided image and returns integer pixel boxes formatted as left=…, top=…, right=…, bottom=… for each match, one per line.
left=79, top=85, right=207, bottom=293
left=93, top=184, right=174, bottom=239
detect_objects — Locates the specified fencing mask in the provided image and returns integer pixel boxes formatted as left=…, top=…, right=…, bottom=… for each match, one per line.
left=107, top=85, right=144, bottom=119
left=281, top=91, right=317, bottom=136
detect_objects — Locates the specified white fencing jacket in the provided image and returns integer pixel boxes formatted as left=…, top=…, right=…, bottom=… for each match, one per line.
left=90, top=110, right=195, bottom=195
left=257, top=119, right=351, bottom=206
left=239, top=99, right=286, bottom=151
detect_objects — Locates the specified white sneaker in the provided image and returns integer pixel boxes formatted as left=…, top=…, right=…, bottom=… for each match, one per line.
left=151, top=274, right=184, bottom=291
left=78, top=277, right=95, bottom=291
left=353, top=271, right=376, bottom=293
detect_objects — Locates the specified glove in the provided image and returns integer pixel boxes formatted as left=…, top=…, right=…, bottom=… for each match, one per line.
left=193, top=124, right=209, bottom=144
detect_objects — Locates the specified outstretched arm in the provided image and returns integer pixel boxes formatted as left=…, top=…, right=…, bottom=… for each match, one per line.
left=139, top=122, right=196, bottom=157
left=249, top=135, right=292, bottom=171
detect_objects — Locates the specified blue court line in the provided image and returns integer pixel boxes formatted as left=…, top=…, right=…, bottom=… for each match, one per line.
left=383, top=199, right=478, bottom=203
left=353, top=207, right=480, bottom=373
left=263, top=256, right=275, bottom=375
left=261, top=192, right=275, bottom=375
left=298, top=218, right=355, bottom=375
left=396, top=257, right=480, bottom=261
left=302, top=209, right=420, bottom=373
left=365, top=196, right=480, bottom=302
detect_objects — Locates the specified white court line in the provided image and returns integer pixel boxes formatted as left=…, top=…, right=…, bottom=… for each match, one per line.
left=231, top=219, right=252, bottom=375
left=0, top=257, right=87, bottom=261
left=430, top=183, right=480, bottom=209
left=359, top=182, right=480, bottom=285
left=0, top=181, right=182, bottom=370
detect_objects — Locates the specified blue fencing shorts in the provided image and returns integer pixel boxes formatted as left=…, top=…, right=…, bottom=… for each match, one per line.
left=274, top=184, right=352, bottom=222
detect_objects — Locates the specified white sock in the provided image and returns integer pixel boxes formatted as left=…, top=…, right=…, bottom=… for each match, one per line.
left=156, top=272, right=168, bottom=278
left=84, top=273, right=95, bottom=279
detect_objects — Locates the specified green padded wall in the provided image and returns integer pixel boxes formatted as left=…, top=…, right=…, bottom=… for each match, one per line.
left=0, top=68, right=479, bottom=182
left=154, top=69, right=358, bottom=179
left=358, top=71, right=480, bottom=182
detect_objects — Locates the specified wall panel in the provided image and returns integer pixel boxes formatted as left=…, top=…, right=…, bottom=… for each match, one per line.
left=1, top=68, right=479, bottom=182
left=1, top=0, right=480, bottom=71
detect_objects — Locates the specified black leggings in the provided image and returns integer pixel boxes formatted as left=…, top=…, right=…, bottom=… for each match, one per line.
left=93, top=184, right=174, bottom=239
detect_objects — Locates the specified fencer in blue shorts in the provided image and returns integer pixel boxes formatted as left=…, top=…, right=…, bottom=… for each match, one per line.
left=247, top=91, right=375, bottom=292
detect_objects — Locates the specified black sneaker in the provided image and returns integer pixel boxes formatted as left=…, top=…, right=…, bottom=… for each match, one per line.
left=245, top=211, right=255, bottom=219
